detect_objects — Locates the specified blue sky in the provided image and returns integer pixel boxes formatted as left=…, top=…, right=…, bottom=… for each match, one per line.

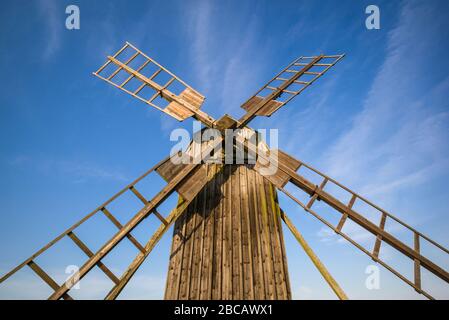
left=0, top=0, right=448, bottom=299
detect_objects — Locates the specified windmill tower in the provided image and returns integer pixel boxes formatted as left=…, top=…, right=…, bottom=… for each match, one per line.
left=1, top=42, right=448, bottom=300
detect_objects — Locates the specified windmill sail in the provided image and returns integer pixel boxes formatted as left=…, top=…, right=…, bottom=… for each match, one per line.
left=0, top=142, right=219, bottom=300
left=253, top=144, right=449, bottom=299
left=94, top=42, right=214, bottom=127
left=239, top=54, right=344, bottom=127
left=0, top=157, right=172, bottom=299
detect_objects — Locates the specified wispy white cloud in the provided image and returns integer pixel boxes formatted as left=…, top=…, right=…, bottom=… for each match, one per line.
left=9, top=155, right=128, bottom=183
left=185, top=0, right=213, bottom=94
left=71, top=272, right=165, bottom=300
left=117, top=274, right=165, bottom=300
left=0, top=270, right=52, bottom=299
left=183, top=1, right=271, bottom=117
left=256, top=74, right=341, bottom=156
left=321, top=1, right=449, bottom=213
left=0, top=267, right=165, bottom=299
left=37, top=0, right=61, bottom=60
left=218, top=16, right=267, bottom=116
left=292, top=285, right=313, bottom=299
left=312, top=1, right=449, bottom=247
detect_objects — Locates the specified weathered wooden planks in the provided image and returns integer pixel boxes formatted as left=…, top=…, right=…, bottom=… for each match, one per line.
left=241, top=96, right=283, bottom=117
left=165, top=87, right=206, bottom=120
left=164, top=164, right=291, bottom=300
left=254, top=149, right=301, bottom=188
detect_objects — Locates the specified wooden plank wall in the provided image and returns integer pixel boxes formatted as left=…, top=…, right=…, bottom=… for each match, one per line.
left=164, top=164, right=291, bottom=300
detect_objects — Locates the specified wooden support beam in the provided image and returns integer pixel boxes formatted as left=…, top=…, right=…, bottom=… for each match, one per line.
left=129, top=185, right=148, bottom=204
left=153, top=209, right=168, bottom=226
left=306, top=178, right=328, bottom=209
left=279, top=209, right=348, bottom=300
left=67, top=231, right=120, bottom=285
left=372, top=212, right=387, bottom=260
left=120, top=59, right=151, bottom=87
left=162, top=77, right=176, bottom=89
left=27, top=261, right=73, bottom=300
left=100, top=207, right=146, bottom=253
left=94, top=43, right=129, bottom=75
left=304, top=71, right=321, bottom=75
left=414, top=233, right=422, bottom=292
left=282, top=89, right=299, bottom=95
left=105, top=196, right=194, bottom=299
left=128, top=186, right=168, bottom=225
left=133, top=82, right=146, bottom=95
left=336, top=194, right=356, bottom=232
left=294, top=62, right=332, bottom=67
left=148, top=68, right=162, bottom=81
left=107, top=51, right=140, bottom=80
left=275, top=76, right=310, bottom=84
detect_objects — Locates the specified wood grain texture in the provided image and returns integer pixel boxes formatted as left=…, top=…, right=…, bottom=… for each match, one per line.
left=164, top=164, right=291, bottom=300
left=240, top=96, right=283, bottom=117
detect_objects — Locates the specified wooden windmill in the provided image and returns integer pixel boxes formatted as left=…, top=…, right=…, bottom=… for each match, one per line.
left=1, top=42, right=448, bottom=300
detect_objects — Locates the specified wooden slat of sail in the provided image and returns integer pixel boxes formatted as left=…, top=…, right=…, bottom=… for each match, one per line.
left=164, top=164, right=291, bottom=300
left=181, top=87, right=205, bottom=107
left=254, top=149, right=301, bottom=188
left=226, top=122, right=301, bottom=189
left=241, top=96, right=283, bottom=117
left=156, top=155, right=207, bottom=202
left=165, top=88, right=206, bottom=120
left=176, top=164, right=208, bottom=201
left=155, top=155, right=187, bottom=182
left=156, top=134, right=222, bottom=201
